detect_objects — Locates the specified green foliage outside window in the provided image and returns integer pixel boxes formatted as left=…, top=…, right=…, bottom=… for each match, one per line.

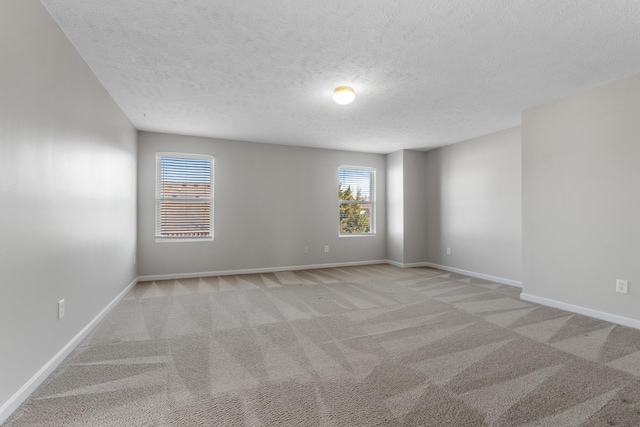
left=339, top=183, right=371, bottom=234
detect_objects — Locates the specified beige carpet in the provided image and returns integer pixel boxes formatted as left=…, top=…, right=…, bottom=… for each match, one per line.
left=5, top=264, right=640, bottom=426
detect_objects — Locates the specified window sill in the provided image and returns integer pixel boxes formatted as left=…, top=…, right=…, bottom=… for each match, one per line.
left=339, top=233, right=376, bottom=238
left=155, top=237, right=214, bottom=243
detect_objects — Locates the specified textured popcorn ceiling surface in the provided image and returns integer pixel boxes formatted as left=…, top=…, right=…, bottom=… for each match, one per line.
left=41, top=0, right=640, bottom=153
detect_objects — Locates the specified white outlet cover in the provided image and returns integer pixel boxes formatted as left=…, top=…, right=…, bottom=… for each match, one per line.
left=58, top=299, right=65, bottom=319
left=616, top=279, right=628, bottom=294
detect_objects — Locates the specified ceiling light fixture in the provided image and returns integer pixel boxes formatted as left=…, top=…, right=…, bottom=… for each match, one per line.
left=333, top=86, right=355, bottom=105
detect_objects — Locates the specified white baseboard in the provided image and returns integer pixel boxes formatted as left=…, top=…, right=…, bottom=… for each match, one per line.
left=387, top=260, right=438, bottom=269
left=139, top=260, right=520, bottom=287
left=0, top=277, right=138, bottom=425
left=385, top=259, right=405, bottom=268
left=520, top=293, right=640, bottom=330
left=137, top=260, right=389, bottom=282
left=388, top=260, right=522, bottom=288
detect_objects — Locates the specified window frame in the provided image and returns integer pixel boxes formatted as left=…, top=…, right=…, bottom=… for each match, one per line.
left=338, top=165, right=376, bottom=237
left=155, top=152, right=214, bottom=243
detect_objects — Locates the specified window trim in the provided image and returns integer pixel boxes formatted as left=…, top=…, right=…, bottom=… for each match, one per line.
left=155, top=152, right=214, bottom=243
left=338, top=165, right=376, bottom=237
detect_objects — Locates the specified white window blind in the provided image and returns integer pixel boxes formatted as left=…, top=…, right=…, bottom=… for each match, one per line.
left=156, top=153, right=213, bottom=240
left=338, top=166, right=375, bottom=235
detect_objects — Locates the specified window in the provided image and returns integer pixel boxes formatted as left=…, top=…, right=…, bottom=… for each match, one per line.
left=338, top=166, right=375, bottom=235
left=156, top=153, right=214, bottom=241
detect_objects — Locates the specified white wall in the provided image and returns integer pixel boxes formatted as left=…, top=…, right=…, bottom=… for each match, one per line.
left=137, top=132, right=386, bottom=277
left=424, top=128, right=523, bottom=283
left=522, top=73, right=640, bottom=324
left=0, top=0, right=137, bottom=417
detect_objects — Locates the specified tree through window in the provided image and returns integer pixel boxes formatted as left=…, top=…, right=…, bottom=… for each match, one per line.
left=338, top=166, right=375, bottom=235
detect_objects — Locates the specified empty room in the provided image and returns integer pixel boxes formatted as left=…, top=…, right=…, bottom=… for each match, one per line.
left=1, top=0, right=640, bottom=425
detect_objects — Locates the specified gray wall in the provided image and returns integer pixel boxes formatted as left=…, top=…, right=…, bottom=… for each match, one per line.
left=385, top=150, right=404, bottom=263
left=137, top=132, right=386, bottom=277
left=522, top=73, right=640, bottom=322
left=0, top=0, right=137, bottom=412
left=402, top=150, right=429, bottom=264
left=424, top=128, right=523, bottom=282
left=385, top=149, right=429, bottom=265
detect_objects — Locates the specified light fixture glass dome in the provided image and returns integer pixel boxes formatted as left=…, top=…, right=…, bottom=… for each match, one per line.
left=333, top=86, right=355, bottom=105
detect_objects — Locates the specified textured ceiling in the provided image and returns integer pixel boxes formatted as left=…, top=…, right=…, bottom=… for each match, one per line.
left=40, top=0, right=640, bottom=153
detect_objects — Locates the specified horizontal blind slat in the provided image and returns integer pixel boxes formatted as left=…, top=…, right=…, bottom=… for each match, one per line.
left=157, top=154, right=213, bottom=238
left=338, top=167, right=372, bottom=201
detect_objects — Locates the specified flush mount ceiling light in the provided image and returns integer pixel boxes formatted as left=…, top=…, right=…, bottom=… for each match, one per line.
left=333, top=86, right=355, bottom=105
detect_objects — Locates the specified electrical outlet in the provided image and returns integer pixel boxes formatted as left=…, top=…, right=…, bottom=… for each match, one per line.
left=304, top=246, right=309, bottom=254
left=446, top=247, right=451, bottom=255
left=616, top=279, right=628, bottom=294
left=324, top=245, right=329, bottom=253
left=58, top=299, right=65, bottom=320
